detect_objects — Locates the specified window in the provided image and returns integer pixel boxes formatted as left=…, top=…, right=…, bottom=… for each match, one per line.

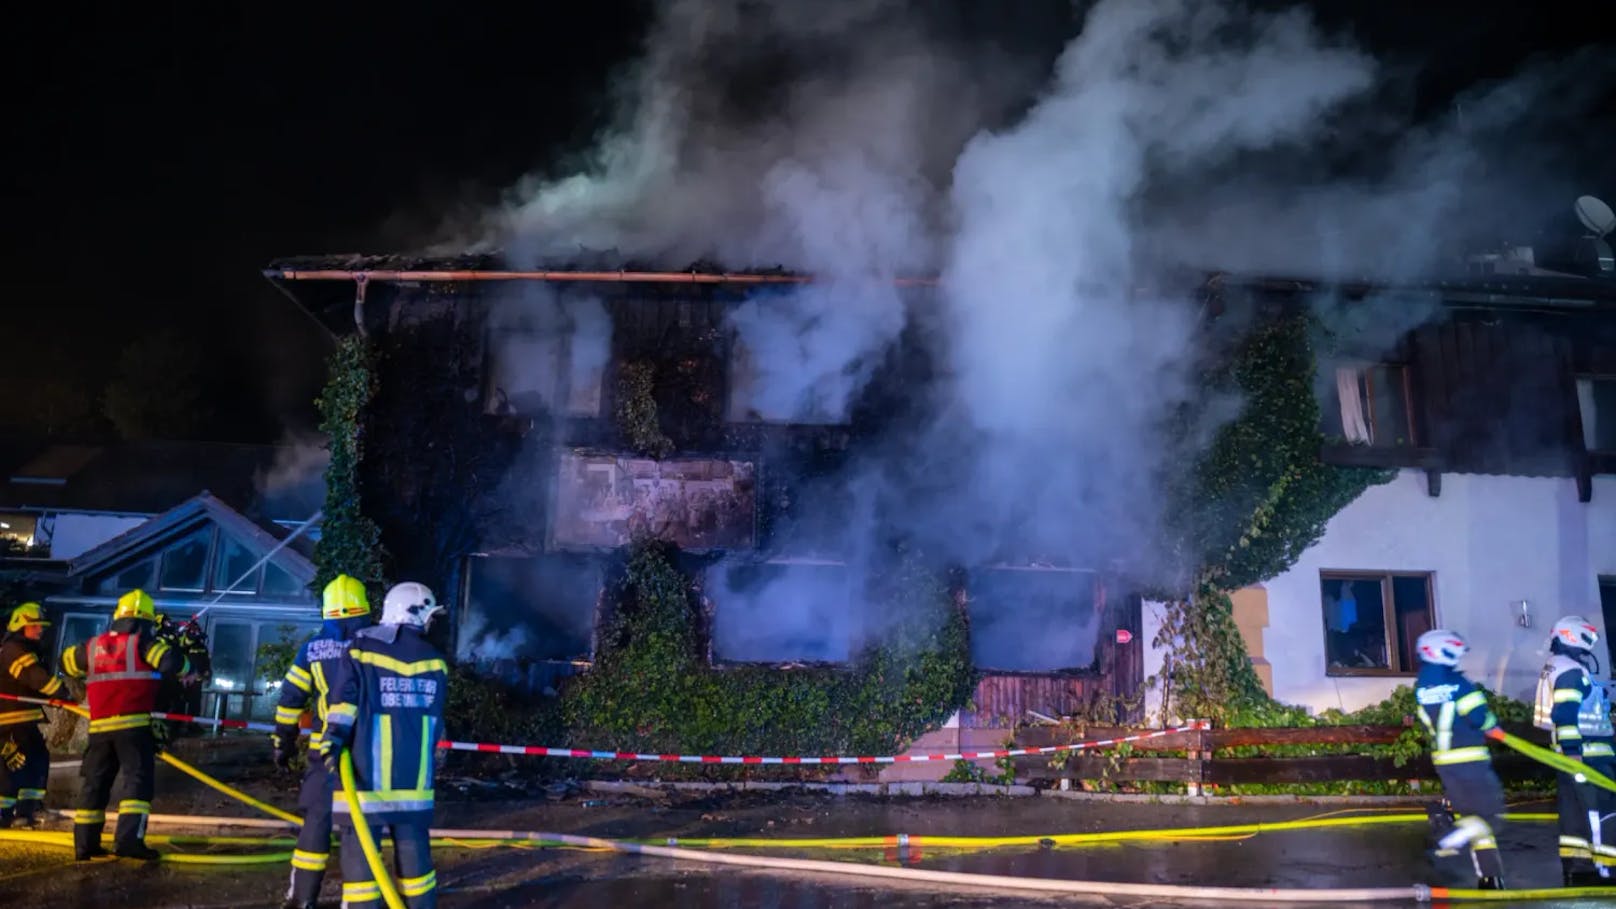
left=1599, top=577, right=1616, bottom=645
left=708, top=560, right=854, bottom=664
left=212, top=537, right=261, bottom=595
left=159, top=527, right=214, bottom=592
left=56, top=613, right=107, bottom=656
left=1325, top=363, right=1415, bottom=447
left=1321, top=571, right=1434, bottom=675
left=99, top=556, right=158, bottom=594
left=1, top=513, right=38, bottom=553
left=967, top=567, right=1100, bottom=672
left=262, top=562, right=306, bottom=598
left=205, top=618, right=321, bottom=722
left=1578, top=378, right=1616, bottom=452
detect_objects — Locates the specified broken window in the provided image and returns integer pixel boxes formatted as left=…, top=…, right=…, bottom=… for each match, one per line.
left=709, top=560, right=855, bottom=663
left=458, top=553, right=601, bottom=663
left=1323, top=363, right=1414, bottom=447
left=1578, top=377, right=1616, bottom=452
left=1320, top=571, right=1434, bottom=675
left=212, top=536, right=261, bottom=595
left=484, top=295, right=611, bottom=419
left=966, top=567, right=1100, bottom=672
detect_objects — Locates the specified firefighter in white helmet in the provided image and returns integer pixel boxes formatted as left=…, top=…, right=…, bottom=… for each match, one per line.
left=1414, top=629, right=1506, bottom=889
left=318, top=582, right=448, bottom=908
left=1534, top=615, right=1616, bottom=885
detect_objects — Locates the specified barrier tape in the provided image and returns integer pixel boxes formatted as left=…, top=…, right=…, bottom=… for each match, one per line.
left=0, top=690, right=1205, bottom=764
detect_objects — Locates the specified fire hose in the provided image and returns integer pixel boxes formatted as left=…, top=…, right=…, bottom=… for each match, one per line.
left=14, top=690, right=1616, bottom=901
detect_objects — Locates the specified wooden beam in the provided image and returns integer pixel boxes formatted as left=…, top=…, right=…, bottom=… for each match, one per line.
left=1208, top=725, right=1406, bottom=748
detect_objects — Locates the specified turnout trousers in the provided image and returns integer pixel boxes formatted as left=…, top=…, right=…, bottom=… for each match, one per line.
left=338, top=814, right=436, bottom=909
left=74, top=727, right=156, bottom=857
left=285, top=763, right=337, bottom=907
left=1435, top=761, right=1506, bottom=880
left=0, top=722, right=48, bottom=824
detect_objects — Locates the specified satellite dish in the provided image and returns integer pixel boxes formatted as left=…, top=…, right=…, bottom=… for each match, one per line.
left=1576, top=195, right=1615, bottom=238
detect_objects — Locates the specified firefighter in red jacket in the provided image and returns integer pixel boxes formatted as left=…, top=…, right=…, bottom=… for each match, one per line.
left=1, top=602, right=66, bottom=827
left=60, top=588, right=191, bottom=861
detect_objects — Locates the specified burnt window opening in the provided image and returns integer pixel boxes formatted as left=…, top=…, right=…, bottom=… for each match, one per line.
left=1321, top=570, right=1434, bottom=676
left=458, top=553, right=603, bottom=666
left=966, top=567, right=1100, bottom=673
left=708, top=559, right=856, bottom=664
left=1578, top=377, right=1616, bottom=453
left=1321, top=362, right=1415, bottom=447
left=483, top=294, right=612, bottom=420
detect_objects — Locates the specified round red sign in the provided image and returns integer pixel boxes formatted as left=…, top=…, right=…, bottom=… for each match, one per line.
left=1115, top=629, right=1134, bottom=645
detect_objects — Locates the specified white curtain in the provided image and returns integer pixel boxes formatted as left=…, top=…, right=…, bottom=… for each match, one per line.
left=1336, top=367, right=1371, bottom=443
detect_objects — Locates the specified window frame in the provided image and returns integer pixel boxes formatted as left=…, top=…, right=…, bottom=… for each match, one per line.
left=157, top=526, right=218, bottom=594
left=1577, top=374, right=1616, bottom=454
left=1329, top=361, right=1417, bottom=448
left=1319, top=569, right=1436, bottom=678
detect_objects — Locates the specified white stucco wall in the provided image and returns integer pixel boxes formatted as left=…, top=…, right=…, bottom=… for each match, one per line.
left=46, top=513, right=148, bottom=561
left=1255, top=470, right=1616, bottom=714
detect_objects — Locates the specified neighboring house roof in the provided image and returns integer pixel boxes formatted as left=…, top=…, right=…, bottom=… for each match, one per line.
left=1, top=440, right=325, bottom=522
left=65, top=491, right=317, bottom=590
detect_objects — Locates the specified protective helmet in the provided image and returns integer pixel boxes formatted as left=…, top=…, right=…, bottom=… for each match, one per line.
left=113, top=589, right=156, bottom=623
left=1551, top=615, right=1599, bottom=652
left=6, top=602, right=49, bottom=633
left=1415, top=629, right=1469, bottom=666
left=322, top=574, right=372, bottom=621
left=381, top=582, right=443, bottom=630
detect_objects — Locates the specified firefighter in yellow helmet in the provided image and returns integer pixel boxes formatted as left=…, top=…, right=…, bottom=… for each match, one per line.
left=1, top=602, right=66, bottom=827
left=59, top=588, right=190, bottom=860
left=271, top=574, right=374, bottom=909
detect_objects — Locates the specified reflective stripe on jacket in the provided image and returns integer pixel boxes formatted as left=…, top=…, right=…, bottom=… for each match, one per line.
left=0, top=634, right=65, bottom=726
left=62, top=624, right=188, bottom=734
left=1415, top=662, right=1497, bottom=766
left=321, top=625, right=447, bottom=819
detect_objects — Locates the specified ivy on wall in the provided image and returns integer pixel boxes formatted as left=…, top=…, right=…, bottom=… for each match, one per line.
left=311, top=334, right=385, bottom=594
left=553, top=539, right=976, bottom=759
left=614, top=361, right=675, bottom=459
left=1155, top=309, right=1395, bottom=726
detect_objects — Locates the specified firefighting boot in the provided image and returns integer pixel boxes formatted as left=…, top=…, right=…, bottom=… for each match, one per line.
left=282, top=865, right=324, bottom=909
left=0, top=805, right=13, bottom=828
left=73, top=820, right=109, bottom=860
left=113, top=805, right=160, bottom=860
left=16, top=789, right=46, bottom=827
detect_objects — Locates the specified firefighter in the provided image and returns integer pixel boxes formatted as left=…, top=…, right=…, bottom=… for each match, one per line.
left=1414, top=629, right=1506, bottom=890
left=271, top=574, right=375, bottom=909
left=1, top=603, right=66, bottom=827
left=1534, top=615, right=1616, bottom=885
left=60, top=588, right=191, bottom=861
left=153, top=612, right=211, bottom=739
left=318, top=582, right=448, bottom=909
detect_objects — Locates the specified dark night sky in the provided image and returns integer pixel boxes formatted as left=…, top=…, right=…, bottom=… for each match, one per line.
left=5, top=1, right=1612, bottom=443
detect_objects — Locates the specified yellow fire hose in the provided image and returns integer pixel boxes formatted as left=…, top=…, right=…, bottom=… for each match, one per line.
left=340, top=750, right=407, bottom=909
left=1490, top=728, right=1616, bottom=793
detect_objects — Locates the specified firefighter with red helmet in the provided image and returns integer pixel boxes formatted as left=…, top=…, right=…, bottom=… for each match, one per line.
left=1, top=602, right=66, bottom=827
left=270, top=574, right=374, bottom=909
left=60, top=588, right=191, bottom=861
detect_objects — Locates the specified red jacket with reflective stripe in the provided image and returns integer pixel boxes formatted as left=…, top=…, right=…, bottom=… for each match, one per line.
left=84, top=630, right=164, bottom=720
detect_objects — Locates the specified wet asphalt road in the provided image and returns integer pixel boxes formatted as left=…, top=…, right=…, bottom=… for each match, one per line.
left=0, top=757, right=1601, bottom=908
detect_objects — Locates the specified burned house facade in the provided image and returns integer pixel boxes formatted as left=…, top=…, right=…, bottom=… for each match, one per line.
left=267, top=257, right=1141, bottom=724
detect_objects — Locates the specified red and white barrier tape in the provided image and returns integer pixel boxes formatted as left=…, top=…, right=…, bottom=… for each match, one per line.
left=1, top=691, right=1205, bottom=764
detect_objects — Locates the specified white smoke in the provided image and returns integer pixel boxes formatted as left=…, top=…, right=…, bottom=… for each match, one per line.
left=467, top=0, right=1608, bottom=665
left=255, top=430, right=329, bottom=518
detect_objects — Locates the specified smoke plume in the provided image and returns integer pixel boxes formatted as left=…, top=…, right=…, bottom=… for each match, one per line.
left=460, top=0, right=1609, bottom=667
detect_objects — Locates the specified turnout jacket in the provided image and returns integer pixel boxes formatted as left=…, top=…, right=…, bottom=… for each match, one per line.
left=321, top=625, right=447, bottom=821
left=1415, top=662, right=1499, bottom=766
left=0, top=633, right=65, bottom=727
left=276, top=617, right=371, bottom=750
left=61, top=619, right=190, bottom=734
left=1535, top=654, right=1615, bottom=759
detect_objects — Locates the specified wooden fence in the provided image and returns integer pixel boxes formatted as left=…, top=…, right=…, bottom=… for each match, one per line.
left=1010, top=722, right=1556, bottom=792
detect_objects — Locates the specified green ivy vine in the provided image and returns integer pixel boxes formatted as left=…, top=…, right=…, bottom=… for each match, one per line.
left=311, top=334, right=386, bottom=595
left=614, top=361, right=675, bottom=459
left=1155, top=310, right=1396, bottom=727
